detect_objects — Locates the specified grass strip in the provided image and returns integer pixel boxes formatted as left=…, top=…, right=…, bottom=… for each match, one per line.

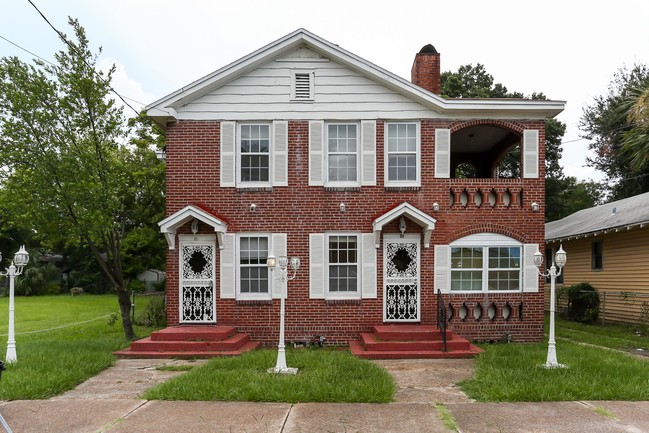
left=459, top=340, right=649, bottom=402
left=144, top=348, right=395, bottom=403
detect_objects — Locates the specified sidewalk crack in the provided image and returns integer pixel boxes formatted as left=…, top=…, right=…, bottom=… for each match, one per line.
left=280, top=403, right=294, bottom=432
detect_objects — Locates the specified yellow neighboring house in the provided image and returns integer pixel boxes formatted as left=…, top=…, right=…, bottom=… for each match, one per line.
left=545, top=191, right=649, bottom=325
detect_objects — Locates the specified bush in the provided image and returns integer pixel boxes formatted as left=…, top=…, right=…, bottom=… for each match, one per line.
left=559, top=282, right=600, bottom=323
left=128, top=279, right=146, bottom=293
left=15, top=263, right=61, bottom=296
left=134, top=296, right=166, bottom=327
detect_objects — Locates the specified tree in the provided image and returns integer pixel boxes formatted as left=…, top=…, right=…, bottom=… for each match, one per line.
left=581, top=64, right=649, bottom=200
left=0, top=19, right=165, bottom=339
left=441, top=65, right=598, bottom=219
left=618, top=79, right=649, bottom=171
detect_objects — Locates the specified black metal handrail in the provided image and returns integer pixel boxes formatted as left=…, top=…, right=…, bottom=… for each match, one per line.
left=436, top=289, right=447, bottom=352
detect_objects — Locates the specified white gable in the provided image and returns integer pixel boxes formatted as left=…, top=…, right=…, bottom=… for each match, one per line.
left=147, top=29, right=565, bottom=125
left=179, top=50, right=438, bottom=121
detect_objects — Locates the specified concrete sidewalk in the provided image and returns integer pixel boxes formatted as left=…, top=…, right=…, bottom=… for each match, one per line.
left=1, top=358, right=648, bottom=433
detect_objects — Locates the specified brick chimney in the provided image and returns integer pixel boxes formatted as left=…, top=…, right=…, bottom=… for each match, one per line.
left=411, top=44, right=441, bottom=94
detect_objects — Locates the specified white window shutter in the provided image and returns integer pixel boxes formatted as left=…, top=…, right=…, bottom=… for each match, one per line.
left=271, top=233, right=288, bottom=299
left=309, top=121, right=324, bottom=186
left=220, top=233, right=236, bottom=298
left=360, top=120, right=376, bottom=186
left=273, top=121, right=288, bottom=186
left=523, top=129, right=539, bottom=178
left=434, top=129, right=451, bottom=178
left=220, top=121, right=236, bottom=187
left=523, top=244, right=540, bottom=292
left=361, top=233, right=377, bottom=298
left=434, top=244, right=450, bottom=294
left=309, top=234, right=325, bottom=298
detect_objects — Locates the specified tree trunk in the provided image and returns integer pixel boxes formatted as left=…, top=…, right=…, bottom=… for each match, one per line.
left=116, top=286, right=136, bottom=340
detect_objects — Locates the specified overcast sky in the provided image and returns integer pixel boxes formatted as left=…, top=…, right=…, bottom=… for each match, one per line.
left=3, top=0, right=649, bottom=183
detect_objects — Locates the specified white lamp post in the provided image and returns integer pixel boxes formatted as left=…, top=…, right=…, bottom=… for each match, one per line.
left=1, top=245, right=30, bottom=364
left=266, top=254, right=300, bottom=375
left=534, top=244, right=567, bottom=369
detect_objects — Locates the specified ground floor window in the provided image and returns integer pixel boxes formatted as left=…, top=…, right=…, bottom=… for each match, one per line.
left=327, top=234, right=359, bottom=295
left=238, top=235, right=270, bottom=297
left=450, top=245, right=521, bottom=292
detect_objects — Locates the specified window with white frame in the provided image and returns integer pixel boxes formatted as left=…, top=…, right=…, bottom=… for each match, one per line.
left=327, top=234, right=359, bottom=295
left=326, top=123, right=359, bottom=185
left=238, top=235, right=270, bottom=298
left=385, top=122, right=419, bottom=185
left=239, top=124, right=270, bottom=184
left=450, top=245, right=522, bottom=292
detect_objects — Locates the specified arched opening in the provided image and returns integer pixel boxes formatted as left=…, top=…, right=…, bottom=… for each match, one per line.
left=450, top=125, right=521, bottom=179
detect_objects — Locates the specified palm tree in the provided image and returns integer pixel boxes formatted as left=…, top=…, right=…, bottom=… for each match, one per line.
left=620, top=79, right=649, bottom=170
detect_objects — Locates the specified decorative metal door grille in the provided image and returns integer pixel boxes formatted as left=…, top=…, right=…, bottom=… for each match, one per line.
left=180, top=243, right=216, bottom=323
left=384, top=238, right=420, bottom=321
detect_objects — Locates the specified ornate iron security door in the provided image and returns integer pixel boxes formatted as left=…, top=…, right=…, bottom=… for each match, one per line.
left=384, top=235, right=420, bottom=322
left=179, top=236, right=216, bottom=324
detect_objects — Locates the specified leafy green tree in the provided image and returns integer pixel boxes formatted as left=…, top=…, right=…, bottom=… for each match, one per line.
left=0, top=19, right=164, bottom=339
left=581, top=64, right=649, bottom=200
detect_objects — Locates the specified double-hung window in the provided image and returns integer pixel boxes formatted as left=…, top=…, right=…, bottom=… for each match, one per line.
left=385, top=122, right=419, bottom=186
left=326, top=123, right=359, bottom=185
left=239, top=124, right=270, bottom=185
left=327, top=234, right=359, bottom=296
left=450, top=246, right=522, bottom=292
left=238, top=235, right=270, bottom=298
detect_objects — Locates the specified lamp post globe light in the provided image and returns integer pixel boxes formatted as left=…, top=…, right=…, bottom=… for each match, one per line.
left=266, top=254, right=300, bottom=375
left=1, top=245, right=30, bottom=364
left=533, top=245, right=567, bottom=369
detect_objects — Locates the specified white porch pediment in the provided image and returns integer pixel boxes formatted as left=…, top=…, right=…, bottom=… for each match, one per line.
left=372, top=202, right=436, bottom=248
left=158, top=205, right=228, bottom=250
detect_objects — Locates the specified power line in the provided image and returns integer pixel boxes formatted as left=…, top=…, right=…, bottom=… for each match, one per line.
left=1, top=32, right=150, bottom=107
left=0, top=34, right=56, bottom=66
left=25, top=0, right=148, bottom=119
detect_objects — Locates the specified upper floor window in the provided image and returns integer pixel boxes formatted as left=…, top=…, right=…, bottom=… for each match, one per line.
left=326, top=123, right=359, bottom=186
left=239, top=124, right=270, bottom=185
left=385, top=122, right=419, bottom=186
left=238, top=235, right=270, bottom=299
left=450, top=245, right=521, bottom=292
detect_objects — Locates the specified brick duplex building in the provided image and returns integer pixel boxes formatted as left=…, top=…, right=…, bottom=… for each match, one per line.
left=146, top=29, right=565, bottom=351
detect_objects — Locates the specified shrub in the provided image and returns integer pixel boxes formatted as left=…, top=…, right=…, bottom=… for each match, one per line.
left=560, top=282, right=600, bottom=323
left=15, top=263, right=61, bottom=296
left=128, top=279, right=146, bottom=293
left=134, top=296, right=166, bottom=327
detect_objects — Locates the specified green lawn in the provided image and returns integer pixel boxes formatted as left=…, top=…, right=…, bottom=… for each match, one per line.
left=0, top=295, right=158, bottom=399
left=459, top=316, right=649, bottom=402
left=554, top=315, right=649, bottom=351
left=3, top=295, right=649, bottom=403
left=144, top=348, right=395, bottom=403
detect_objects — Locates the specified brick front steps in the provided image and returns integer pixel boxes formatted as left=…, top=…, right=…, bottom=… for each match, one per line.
left=114, top=326, right=261, bottom=359
left=349, top=325, right=483, bottom=359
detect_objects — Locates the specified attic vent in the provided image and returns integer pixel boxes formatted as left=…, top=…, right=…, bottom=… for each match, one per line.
left=291, top=70, right=314, bottom=101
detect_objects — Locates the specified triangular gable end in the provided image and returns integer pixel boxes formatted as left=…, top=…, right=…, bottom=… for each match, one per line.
left=159, top=205, right=228, bottom=250
left=146, top=29, right=565, bottom=126
left=372, top=202, right=436, bottom=248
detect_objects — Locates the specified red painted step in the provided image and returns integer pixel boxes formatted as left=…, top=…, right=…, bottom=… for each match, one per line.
left=114, top=325, right=260, bottom=359
left=349, top=324, right=483, bottom=360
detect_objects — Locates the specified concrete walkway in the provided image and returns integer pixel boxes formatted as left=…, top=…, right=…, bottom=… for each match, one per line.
left=1, top=358, right=648, bottom=432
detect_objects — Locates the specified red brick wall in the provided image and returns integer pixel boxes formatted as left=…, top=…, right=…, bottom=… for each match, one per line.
left=163, top=119, right=546, bottom=344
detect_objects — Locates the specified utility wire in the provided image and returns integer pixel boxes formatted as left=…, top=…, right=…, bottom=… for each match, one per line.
left=25, top=0, right=153, bottom=123
left=1, top=33, right=149, bottom=107
left=0, top=34, right=56, bottom=67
